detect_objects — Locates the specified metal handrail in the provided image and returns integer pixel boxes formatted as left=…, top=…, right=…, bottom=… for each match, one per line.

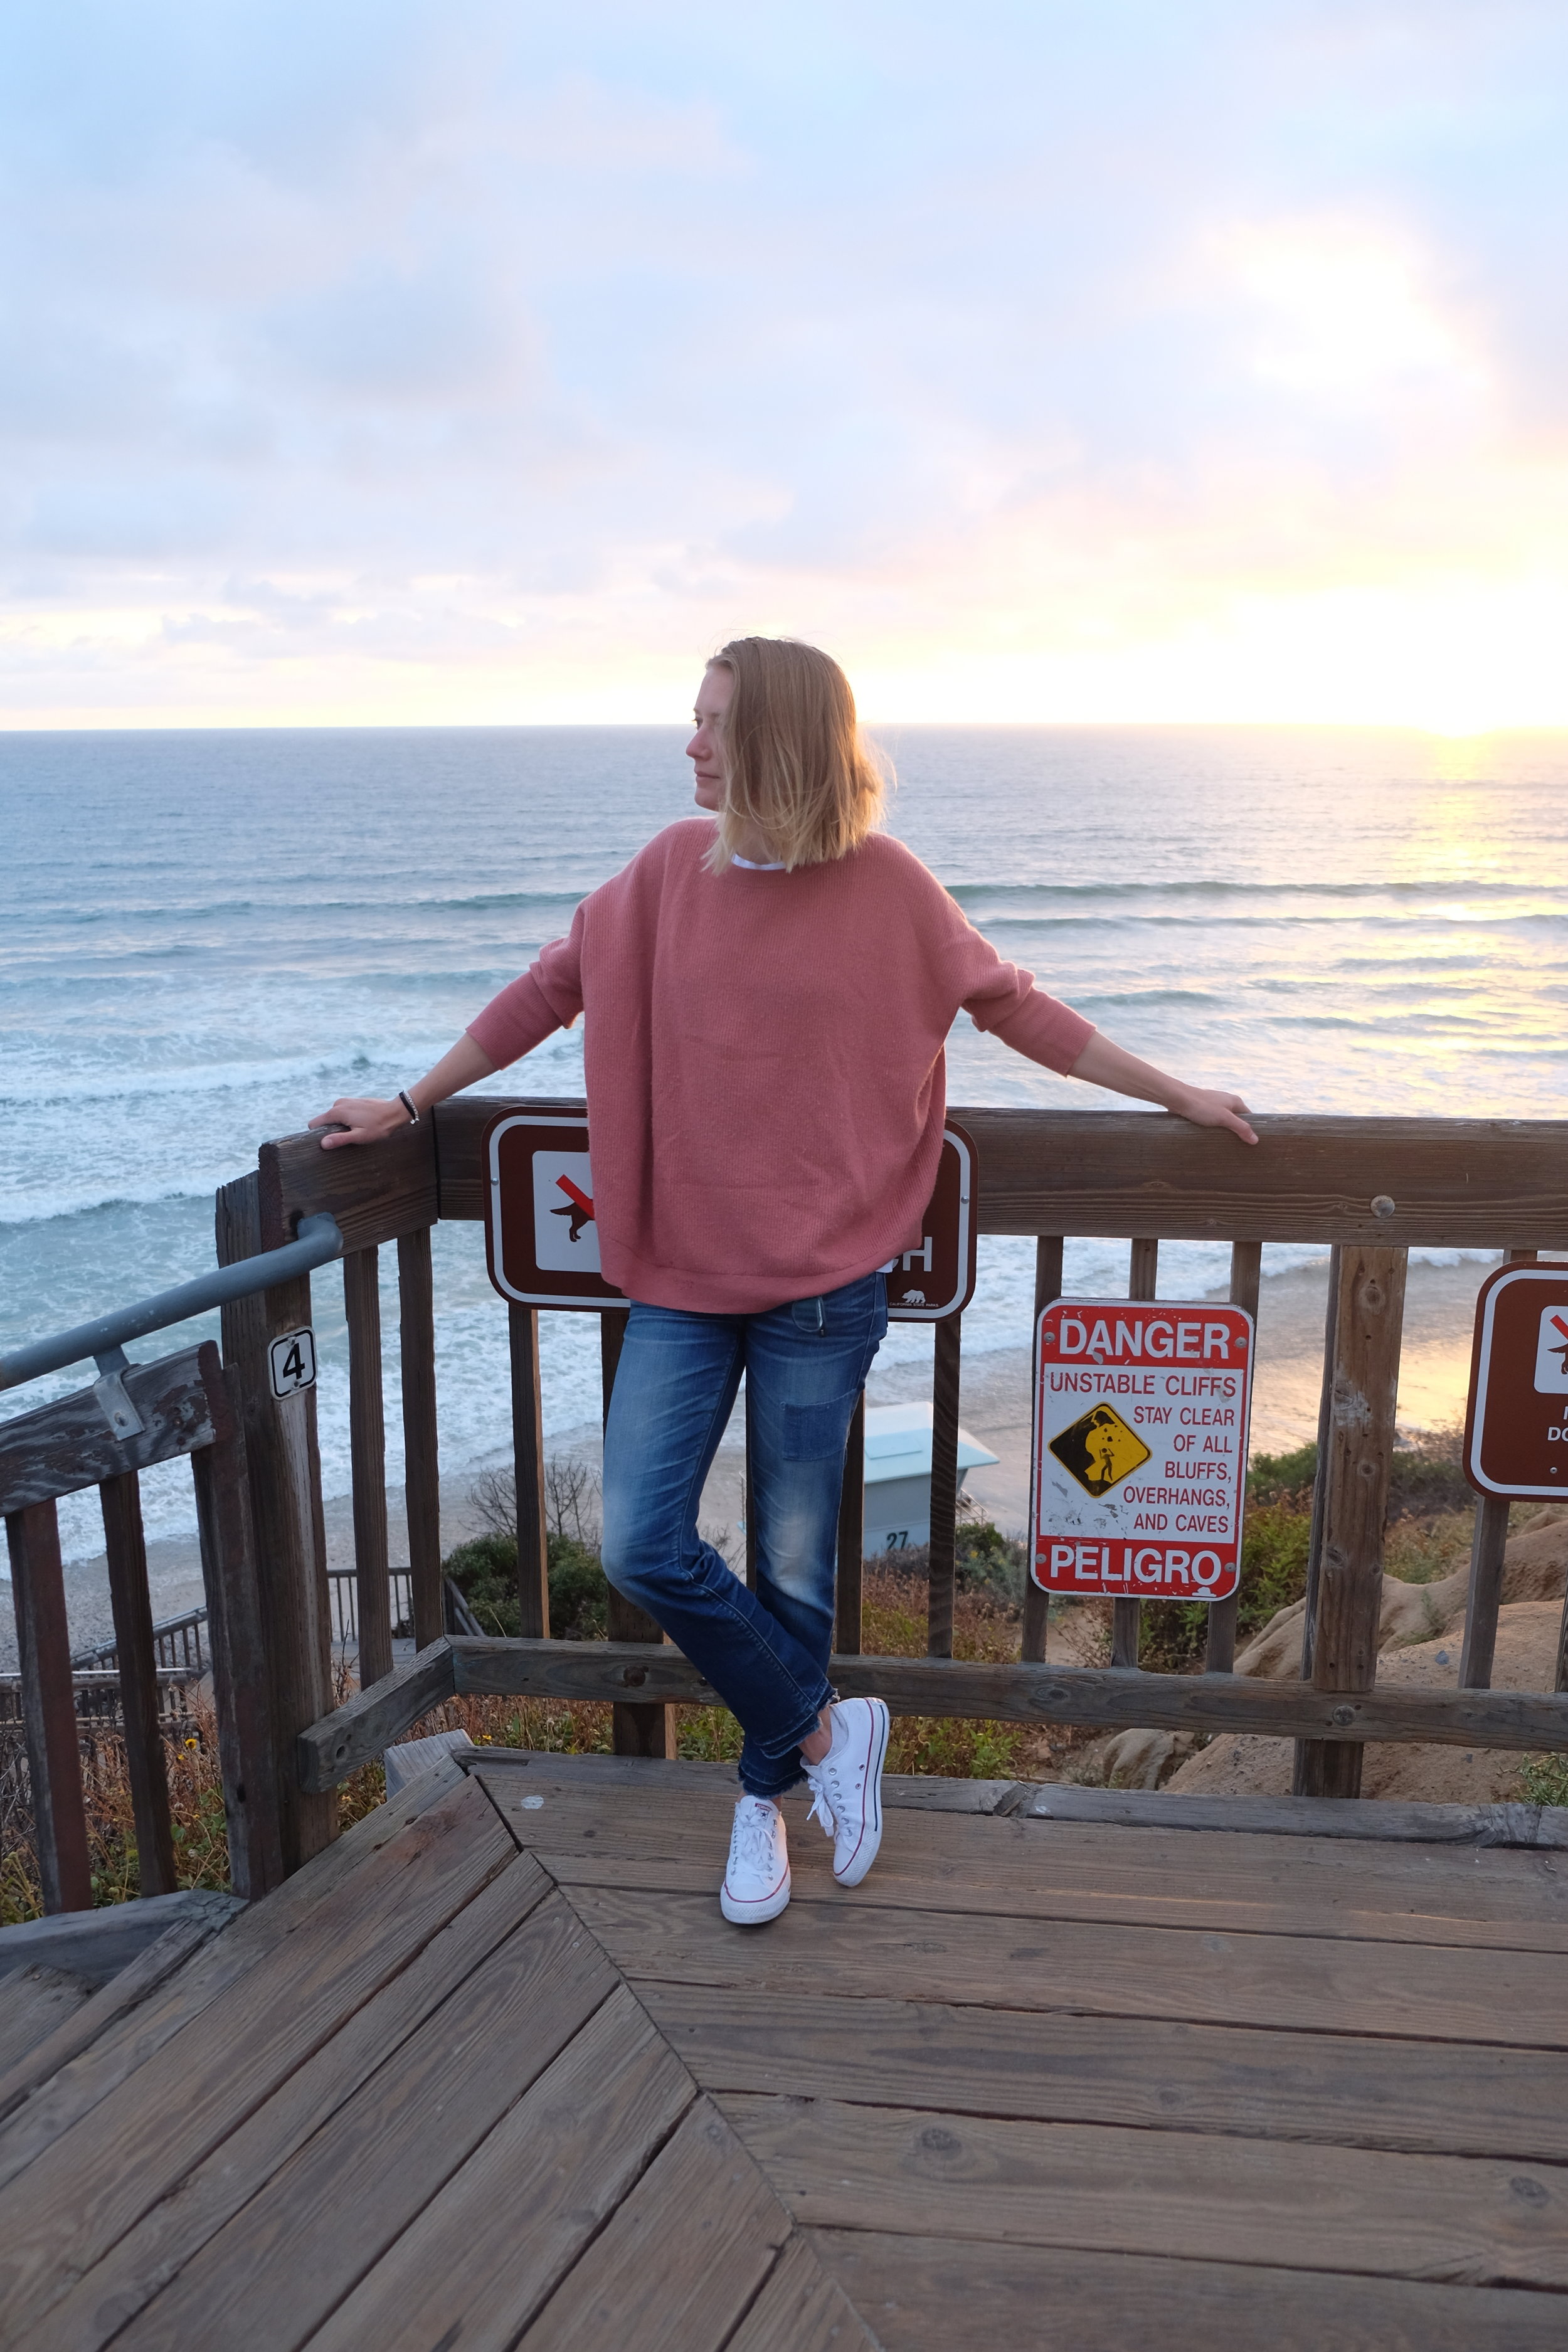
left=0, top=1212, right=345, bottom=1394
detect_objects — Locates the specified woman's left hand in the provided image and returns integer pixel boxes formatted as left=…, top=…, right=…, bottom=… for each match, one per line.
left=1170, top=1086, right=1258, bottom=1146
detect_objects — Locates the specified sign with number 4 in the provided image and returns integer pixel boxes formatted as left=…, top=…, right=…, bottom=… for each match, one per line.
left=268, top=1327, right=317, bottom=1401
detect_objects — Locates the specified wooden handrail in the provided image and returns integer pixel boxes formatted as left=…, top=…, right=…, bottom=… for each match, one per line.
left=295, top=1634, right=1568, bottom=1794
left=252, top=1101, right=1568, bottom=1253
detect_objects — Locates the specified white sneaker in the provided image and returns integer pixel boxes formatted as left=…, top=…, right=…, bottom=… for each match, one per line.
left=804, top=1696, right=890, bottom=1888
left=719, top=1795, right=791, bottom=1925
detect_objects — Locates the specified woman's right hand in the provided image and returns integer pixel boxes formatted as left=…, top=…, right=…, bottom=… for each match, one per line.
left=308, top=1097, right=411, bottom=1150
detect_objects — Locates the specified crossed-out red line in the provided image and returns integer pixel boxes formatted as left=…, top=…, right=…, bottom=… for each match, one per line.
left=556, top=1174, right=594, bottom=1220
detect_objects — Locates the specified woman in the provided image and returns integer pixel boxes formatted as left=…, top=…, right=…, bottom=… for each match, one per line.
left=312, top=637, right=1256, bottom=1926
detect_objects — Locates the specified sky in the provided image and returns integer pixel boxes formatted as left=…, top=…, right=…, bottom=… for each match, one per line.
left=4, top=0, right=1568, bottom=729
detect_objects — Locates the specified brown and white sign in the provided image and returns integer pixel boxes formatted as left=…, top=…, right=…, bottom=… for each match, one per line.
left=882, top=1123, right=977, bottom=1323
left=483, top=1108, right=977, bottom=1319
left=1030, top=1300, right=1255, bottom=1602
left=1465, top=1263, right=1568, bottom=1500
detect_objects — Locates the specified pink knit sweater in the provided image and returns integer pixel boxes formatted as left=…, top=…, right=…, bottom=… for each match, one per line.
left=467, top=820, right=1094, bottom=1314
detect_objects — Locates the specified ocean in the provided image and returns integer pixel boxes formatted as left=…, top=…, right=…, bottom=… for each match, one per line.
left=3, top=724, right=1566, bottom=1564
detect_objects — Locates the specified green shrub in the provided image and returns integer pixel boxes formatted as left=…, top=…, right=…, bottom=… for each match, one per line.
left=443, top=1529, right=608, bottom=1641
left=1138, top=1496, right=1314, bottom=1674
left=1248, top=1426, right=1473, bottom=1520
left=1518, top=1754, right=1568, bottom=1809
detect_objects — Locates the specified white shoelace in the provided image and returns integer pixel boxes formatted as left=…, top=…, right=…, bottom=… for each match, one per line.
left=806, top=1779, right=837, bottom=1838
left=731, top=1802, right=781, bottom=1871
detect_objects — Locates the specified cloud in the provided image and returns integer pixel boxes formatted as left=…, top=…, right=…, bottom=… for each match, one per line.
left=3, top=0, right=1568, bottom=724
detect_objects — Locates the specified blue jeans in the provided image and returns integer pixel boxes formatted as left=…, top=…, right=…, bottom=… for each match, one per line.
left=600, top=1272, right=888, bottom=1798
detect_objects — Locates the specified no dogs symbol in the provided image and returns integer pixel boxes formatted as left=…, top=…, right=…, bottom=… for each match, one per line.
left=1049, top=1402, right=1151, bottom=1498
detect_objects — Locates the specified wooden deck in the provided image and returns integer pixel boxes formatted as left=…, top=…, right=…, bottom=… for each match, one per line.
left=4, top=1756, right=1568, bottom=2350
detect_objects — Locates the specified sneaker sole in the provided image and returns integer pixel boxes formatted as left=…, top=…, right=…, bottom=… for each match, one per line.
left=720, top=1867, right=792, bottom=1926
left=833, top=1698, right=889, bottom=1888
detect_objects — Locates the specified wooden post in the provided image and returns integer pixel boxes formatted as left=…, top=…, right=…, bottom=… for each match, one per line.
left=1293, top=1246, right=1407, bottom=1799
left=344, top=1246, right=393, bottom=1688
left=1298, top=1247, right=1342, bottom=1684
left=600, top=1307, right=674, bottom=1758
left=191, top=1345, right=285, bottom=1899
left=6, top=1500, right=91, bottom=1915
left=1022, top=1238, right=1064, bottom=1663
left=98, top=1470, right=177, bottom=1897
left=507, top=1303, right=551, bottom=1640
left=1459, top=1251, right=1534, bottom=1691
left=215, top=1172, right=336, bottom=1872
left=927, top=1316, right=962, bottom=1658
left=1459, top=1498, right=1512, bottom=1691
left=834, top=1392, right=865, bottom=1656
left=1113, top=1241, right=1160, bottom=1668
left=397, top=1226, right=443, bottom=1651
left=1204, top=1240, right=1263, bottom=1675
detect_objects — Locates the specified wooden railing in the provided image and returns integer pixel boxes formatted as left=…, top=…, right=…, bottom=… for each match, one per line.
left=252, top=1102, right=1568, bottom=1835
left=0, top=1344, right=282, bottom=1911
left=12, top=1103, right=1567, bottom=1909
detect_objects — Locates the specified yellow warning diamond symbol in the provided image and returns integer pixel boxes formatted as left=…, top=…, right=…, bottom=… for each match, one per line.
left=1049, top=1401, right=1152, bottom=1498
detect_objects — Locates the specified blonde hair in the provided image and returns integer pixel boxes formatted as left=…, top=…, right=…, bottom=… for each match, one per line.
left=704, top=636, right=887, bottom=872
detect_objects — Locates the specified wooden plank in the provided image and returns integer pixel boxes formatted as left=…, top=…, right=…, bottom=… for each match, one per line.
left=0, top=1889, right=240, bottom=1994
left=0, top=1349, right=213, bottom=1513
left=601, top=1306, right=675, bottom=1761
left=110, top=1891, right=620, bottom=2352
left=295, top=1637, right=455, bottom=1790
left=520, top=2097, right=793, bottom=2352
left=1458, top=1246, right=1536, bottom=1689
left=432, top=1635, right=1568, bottom=1754
left=395, top=1226, right=443, bottom=1650
left=1204, top=1238, right=1262, bottom=1674
left=0, top=1911, right=235, bottom=2132
left=926, top=1316, right=961, bottom=1658
left=834, top=1391, right=864, bottom=1656
left=0, top=1762, right=469, bottom=2193
left=569, top=1884, right=1568, bottom=2046
left=652, top=1984, right=1568, bottom=2163
left=0, top=1969, right=92, bottom=2076
left=1022, top=1237, right=1064, bottom=1663
left=811, top=2229, right=1568, bottom=2352
left=343, top=1246, right=393, bottom=1687
left=507, top=1303, right=551, bottom=1640
left=1298, top=1246, right=1339, bottom=1685
left=726, top=2233, right=879, bottom=2352
left=258, top=1118, right=437, bottom=1254
left=98, top=1471, right=176, bottom=1898
left=517, top=1828, right=1568, bottom=1957
left=723, top=2095, right=1568, bottom=2290
left=477, top=1762, right=1568, bottom=1896
left=36, top=1858, right=554, bottom=2352
left=5, top=1502, right=91, bottom=1915
left=483, top=1770, right=1568, bottom=1946
left=302, top=1986, right=694, bottom=2352
left=190, top=1342, right=285, bottom=1901
left=0, top=1776, right=516, bottom=2345
left=1297, top=1244, right=1407, bottom=1798
left=216, top=1172, right=337, bottom=1872
left=1020, top=1783, right=1568, bottom=1846
left=1461, top=1496, right=1513, bottom=1690
left=956, top=1105, right=1568, bottom=1248
left=433, top=1098, right=1568, bottom=1248
left=0, top=1761, right=472, bottom=2195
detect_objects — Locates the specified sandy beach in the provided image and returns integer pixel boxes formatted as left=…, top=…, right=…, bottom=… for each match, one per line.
left=6, top=1252, right=1503, bottom=1672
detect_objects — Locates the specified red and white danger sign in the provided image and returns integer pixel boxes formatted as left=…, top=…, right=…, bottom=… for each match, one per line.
left=1030, top=1300, right=1255, bottom=1602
